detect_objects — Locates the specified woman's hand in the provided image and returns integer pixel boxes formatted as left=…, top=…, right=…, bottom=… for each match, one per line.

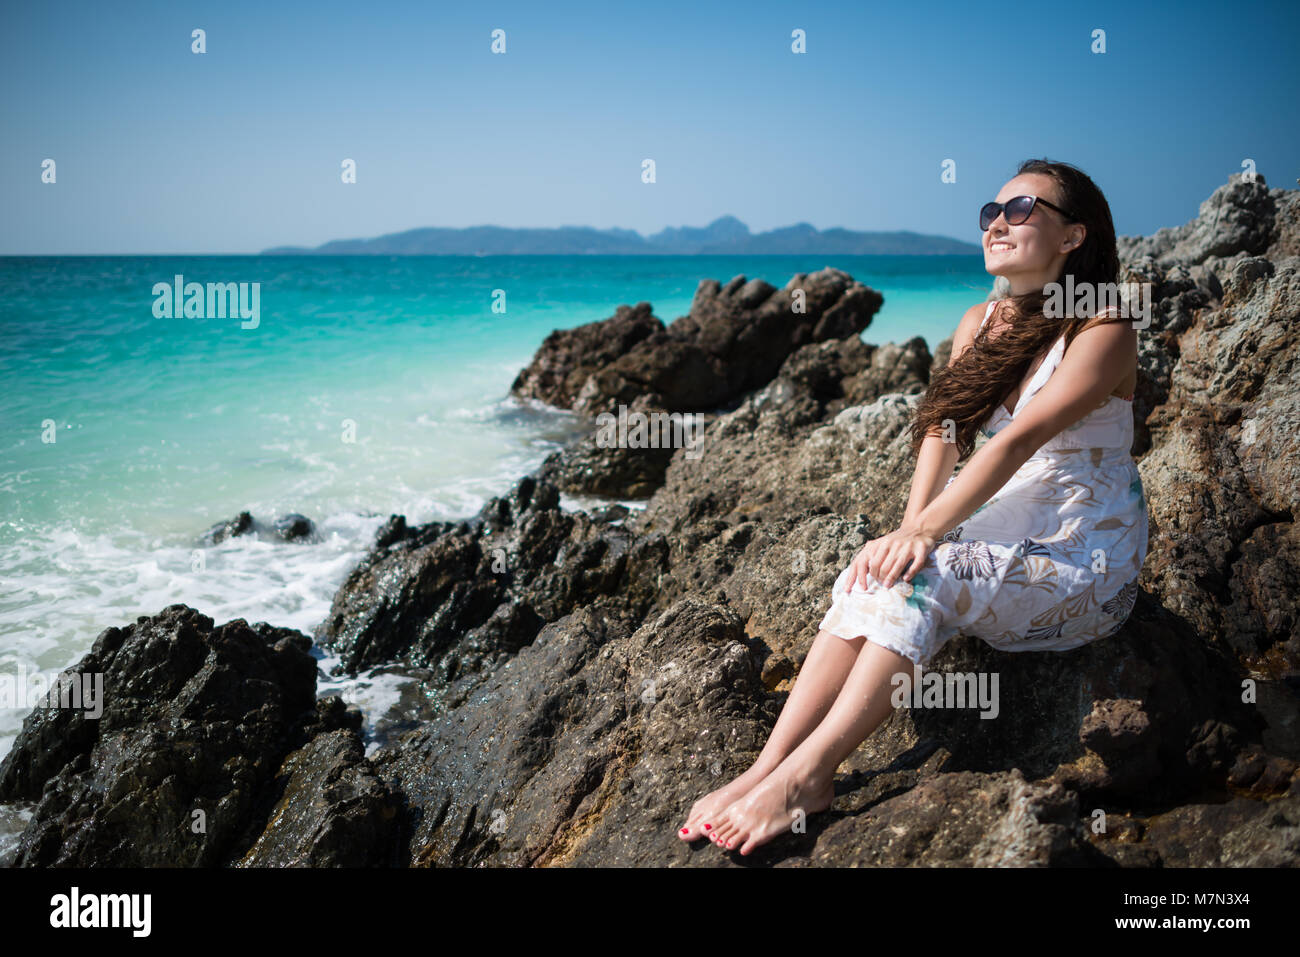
left=842, top=523, right=938, bottom=592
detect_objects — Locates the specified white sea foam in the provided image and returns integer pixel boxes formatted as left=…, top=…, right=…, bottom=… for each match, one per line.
left=0, top=400, right=584, bottom=820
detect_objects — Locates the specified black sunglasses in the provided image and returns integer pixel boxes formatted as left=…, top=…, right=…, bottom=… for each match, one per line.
left=980, top=195, right=1077, bottom=231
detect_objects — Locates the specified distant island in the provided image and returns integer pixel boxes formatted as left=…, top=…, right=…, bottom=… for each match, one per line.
left=260, top=215, right=980, bottom=256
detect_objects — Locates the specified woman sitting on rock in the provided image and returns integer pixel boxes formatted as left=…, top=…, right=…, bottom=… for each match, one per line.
left=679, top=158, right=1148, bottom=855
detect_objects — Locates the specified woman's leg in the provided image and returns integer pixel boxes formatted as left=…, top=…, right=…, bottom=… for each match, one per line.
left=679, top=628, right=867, bottom=840
left=706, top=637, right=915, bottom=854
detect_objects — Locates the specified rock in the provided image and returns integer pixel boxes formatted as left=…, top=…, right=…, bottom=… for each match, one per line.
left=272, top=512, right=319, bottom=543
left=1216, top=790, right=1300, bottom=866
left=539, top=442, right=676, bottom=499
left=508, top=270, right=893, bottom=501
left=511, top=267, right=884, bottom=418
left=0, top=605, right=395, bottom=866
left=1137, top=242, right=1299, bottom=665
left=1254, top=678, right=1300, bottom=760
left=589, top=503, right=631, bottom=524
left=236, top=727, right=400, bottom=867
left=1226, top=745, right=1299, bottom=797
left=1116, top=172, right=1277, bottom=267
left=535, top=396, right=716, bottom=500
left=372, top=514, right=414, bottom=550
left=1068, top=698, right=1162, bottom=795
left=372, top=598, right=779, bottom=866
left=199, top=510, right=253, bottom=545
left=1121, top=792, right=1300, bottom=866
left=313, top=473, right=669, bottom=681
left=808, top=769, right=1108, bottom=867
left=198, top=510, right=321, bottom=546
left=510, top=301, right=664, bottom=409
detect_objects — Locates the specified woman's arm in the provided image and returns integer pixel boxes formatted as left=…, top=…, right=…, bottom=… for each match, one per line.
left=902, top=432, right=959, bottom=526
left=900, top=302, right=987, bottom=525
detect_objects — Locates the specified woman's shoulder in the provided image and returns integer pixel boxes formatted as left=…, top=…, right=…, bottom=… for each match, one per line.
left=1076, top=305, right=1127, bottom=331
left=967, top=299, right=998, bottom=325
left=946, top=300, right=1000, bottom=368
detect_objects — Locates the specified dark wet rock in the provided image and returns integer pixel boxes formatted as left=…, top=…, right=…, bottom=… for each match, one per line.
left=589, top=503, right=631, bottom=524
left=198, top=510, right=321, bottom=546
left=236, top=727, right=401, bottom=867
left=314, top=474, right=669, bottom=686
left=200, top=510, right=254, bottom=545
left=272, top=512, right=319, bottom=543
left=0, top=605, right=396, bottom=866
left=372, top=514, right=422, bottom=550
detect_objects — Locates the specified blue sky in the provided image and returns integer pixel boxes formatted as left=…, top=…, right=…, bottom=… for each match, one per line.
left=2, top=0, right=1297, bottom=254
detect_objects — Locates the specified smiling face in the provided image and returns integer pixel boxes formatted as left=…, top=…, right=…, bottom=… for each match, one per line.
left=983, top=172, right=1086, bottom=295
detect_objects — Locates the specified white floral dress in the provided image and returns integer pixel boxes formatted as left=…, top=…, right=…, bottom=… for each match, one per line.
left=819, top=300, right=1148, bottom=667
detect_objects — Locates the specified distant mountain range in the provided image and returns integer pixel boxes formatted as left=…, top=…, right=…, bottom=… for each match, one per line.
left=260, top=215, right=980, bottom=255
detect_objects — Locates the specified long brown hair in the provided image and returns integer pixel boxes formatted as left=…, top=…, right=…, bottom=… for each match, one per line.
left=908, top=159, right=1126, bottom=460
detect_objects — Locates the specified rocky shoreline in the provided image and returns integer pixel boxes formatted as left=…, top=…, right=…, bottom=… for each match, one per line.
left=2, top=172, right=1298, bottom=867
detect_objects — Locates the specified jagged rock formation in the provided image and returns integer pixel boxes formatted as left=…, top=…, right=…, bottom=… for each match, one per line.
left=0, top=606, right=399, bottom=866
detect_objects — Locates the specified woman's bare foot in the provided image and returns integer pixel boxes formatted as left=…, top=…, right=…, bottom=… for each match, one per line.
left=706, top=760, right=834, bottom=855
left=678, top=762, right=777, bottom=841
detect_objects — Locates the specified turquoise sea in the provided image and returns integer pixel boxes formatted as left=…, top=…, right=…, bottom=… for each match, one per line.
left=0, top=253, right=994, bottom=844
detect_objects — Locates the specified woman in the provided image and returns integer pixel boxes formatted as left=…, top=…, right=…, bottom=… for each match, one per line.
left=678, top=158, right=1148, bottom=855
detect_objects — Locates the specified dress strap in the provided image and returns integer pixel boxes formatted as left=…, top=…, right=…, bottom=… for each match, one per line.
left=979, top=299, right=999, bottom=333
left=1010, top=333, right=1068, bottom=417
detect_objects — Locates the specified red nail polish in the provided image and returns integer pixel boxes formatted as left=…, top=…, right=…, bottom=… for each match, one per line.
left=680, top=827, right=688, bottom=833
left=703, top=823, right=711, bottom=830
